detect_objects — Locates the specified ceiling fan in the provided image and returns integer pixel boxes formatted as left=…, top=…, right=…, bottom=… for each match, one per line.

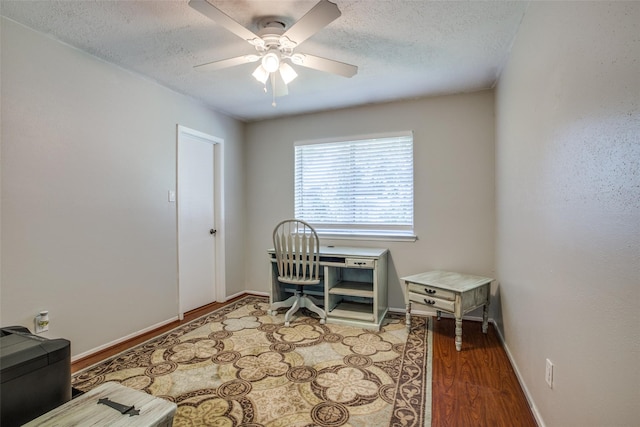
left=188, top=0, right=358, bottom=106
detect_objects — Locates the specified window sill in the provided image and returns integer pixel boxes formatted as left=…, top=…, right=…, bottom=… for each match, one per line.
left=317, top=232, right=417, bottom=242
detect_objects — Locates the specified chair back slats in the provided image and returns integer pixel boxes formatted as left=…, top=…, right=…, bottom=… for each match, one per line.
left=286, top=231, right=293, bottom=279
left=273, top=219, right=320, bottom=285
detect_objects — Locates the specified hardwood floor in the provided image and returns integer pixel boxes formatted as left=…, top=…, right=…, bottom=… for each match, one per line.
left=432, top=316, right=537, bottom=427
left=72, top=296, right=538, bottom=426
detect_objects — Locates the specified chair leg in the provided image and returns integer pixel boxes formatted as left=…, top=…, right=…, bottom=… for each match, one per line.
left=299, top=295, right=326, bottom=325
left=270, top=290, right=326, bottom=326
left=269, top=294, right=298, bottom=316
left=305, top=294, right=324, bottom=307
left=284, top=295, right=302, bottom=327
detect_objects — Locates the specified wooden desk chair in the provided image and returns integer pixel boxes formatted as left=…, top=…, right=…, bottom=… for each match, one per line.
left=269, top=219, right=326, bottom=326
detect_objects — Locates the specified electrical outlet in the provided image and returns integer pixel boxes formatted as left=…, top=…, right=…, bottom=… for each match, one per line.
left=545, top=358, right=554, bottom=388
left=35, top=311, right=50, bottom=333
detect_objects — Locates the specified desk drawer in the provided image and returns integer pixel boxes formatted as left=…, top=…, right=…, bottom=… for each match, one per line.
left=346, top=258, right=375, bottom=268
left=407, top=283, right=455, bottom=301
left=408, top=292, right=455, bottom=312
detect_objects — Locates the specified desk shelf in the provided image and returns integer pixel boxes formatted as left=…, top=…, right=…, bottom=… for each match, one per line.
left=329, top=301, right=375, bottom=321
left=328, top=281, right=374, bottom=298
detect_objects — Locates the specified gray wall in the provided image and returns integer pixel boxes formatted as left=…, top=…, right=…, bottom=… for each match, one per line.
left=0, top=18, right=246, bottom=357
left=245, top=92, right=496, bottom=311
left=495, top=2, right=640, bottom=426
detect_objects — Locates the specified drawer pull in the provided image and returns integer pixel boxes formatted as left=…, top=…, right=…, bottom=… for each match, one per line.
left=423, top=289, right=437, bottom=295
left=423, top=299, right=436, bottom=305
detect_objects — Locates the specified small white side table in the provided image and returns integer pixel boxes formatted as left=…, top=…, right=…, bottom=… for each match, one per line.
left=402, top=270, right=492, bottom=351
left=24, top=382, right=177, bottom=426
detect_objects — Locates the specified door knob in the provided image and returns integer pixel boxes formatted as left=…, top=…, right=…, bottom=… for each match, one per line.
left=210, top=229, right=217, bottom=235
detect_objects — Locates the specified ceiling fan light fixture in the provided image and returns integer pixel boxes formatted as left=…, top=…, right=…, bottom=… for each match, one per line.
left=261, top=52, right=280, bottom=73
left=252, top=65, right=269, bottom=84
left=279, top=62, right=298, bottom=84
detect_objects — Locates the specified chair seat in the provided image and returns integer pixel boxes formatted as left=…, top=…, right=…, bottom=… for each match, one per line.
left=278, top=277, right=320, bottom=286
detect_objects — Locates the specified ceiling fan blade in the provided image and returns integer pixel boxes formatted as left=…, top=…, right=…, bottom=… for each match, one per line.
left=281, top=0, right=341, bottom=46
left=194, top=55, right=260, bottom=72
left=292, top=54, right=358, bottom=78
left=189, top=0, right=260, bottom=43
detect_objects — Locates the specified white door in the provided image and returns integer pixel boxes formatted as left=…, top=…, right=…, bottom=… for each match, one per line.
left=178, top=127, right=216, bottom=315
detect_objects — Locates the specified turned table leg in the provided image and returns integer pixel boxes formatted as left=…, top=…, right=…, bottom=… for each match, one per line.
left=405, top=303, right=411, bottom=331
left=455, top=317, right=463, bottom=351
left=482, top=304, right=489, bottom=334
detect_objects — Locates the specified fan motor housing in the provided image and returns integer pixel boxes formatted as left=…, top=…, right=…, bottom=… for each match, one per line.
left=255, top=17, right=293, bottom=52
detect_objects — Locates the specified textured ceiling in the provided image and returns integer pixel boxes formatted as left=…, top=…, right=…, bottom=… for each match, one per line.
left=1, top=0, right=528, bottom=122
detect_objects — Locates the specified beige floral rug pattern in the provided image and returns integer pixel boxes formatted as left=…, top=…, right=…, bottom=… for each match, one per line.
left=73, top=296, right=431, bottom=426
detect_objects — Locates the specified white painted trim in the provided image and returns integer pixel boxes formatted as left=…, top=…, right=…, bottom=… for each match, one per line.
left=224, top=290, right=248, bottom=301
left=213, top=138, right=226, bottom=304
left=241, top=290, right=269, bottom=298
left=492, top=320, right=546, bottom=427
left=294, top=130, right=413, bottom=147
left=71, top=316, right=179, bottom=363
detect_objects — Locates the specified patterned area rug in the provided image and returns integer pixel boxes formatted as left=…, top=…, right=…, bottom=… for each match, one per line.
left=73, top=296, right=432, bottom=426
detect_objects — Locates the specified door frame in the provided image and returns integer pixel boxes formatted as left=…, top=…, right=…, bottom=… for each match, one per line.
left=176, top=125, right=226, bottom=319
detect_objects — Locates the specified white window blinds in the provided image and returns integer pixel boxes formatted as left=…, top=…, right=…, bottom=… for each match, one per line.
left=294, top=132, right=414, bottom=239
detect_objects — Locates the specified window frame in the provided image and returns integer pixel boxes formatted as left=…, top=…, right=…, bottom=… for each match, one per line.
left=294, top=131, right=416, bottom=242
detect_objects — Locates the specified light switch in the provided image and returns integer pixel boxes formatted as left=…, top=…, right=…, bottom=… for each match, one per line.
left=168, top=190, right=176, bottom=203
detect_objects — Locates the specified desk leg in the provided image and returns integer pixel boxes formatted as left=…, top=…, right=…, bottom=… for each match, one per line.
left=455, top=317, right=462, bottom=351
left=482, top=304, right=489, bottom=334
left=405, top=302, right=411, bottom=332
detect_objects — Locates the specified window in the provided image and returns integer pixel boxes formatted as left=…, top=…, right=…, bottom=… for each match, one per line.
left=294, top=131, right=415, bottom=240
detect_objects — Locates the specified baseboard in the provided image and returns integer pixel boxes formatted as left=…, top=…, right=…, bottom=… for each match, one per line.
left=241, top=290, right=269, bottom=298
left=491, top=320, right=546, bottom=427
left=225, top=290, right=252, bottom=300
left=71, top=316, right=179, bottom=363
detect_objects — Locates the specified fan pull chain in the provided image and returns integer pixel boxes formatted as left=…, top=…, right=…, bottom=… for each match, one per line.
left=271, top=73, right=277, bottom=107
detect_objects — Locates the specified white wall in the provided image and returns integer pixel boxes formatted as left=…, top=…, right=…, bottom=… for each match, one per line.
left=0, top=18, right=246, bottom=357
left=495, top=2, right=640, bottom=426
left=245, top=92, right=495, bottom=311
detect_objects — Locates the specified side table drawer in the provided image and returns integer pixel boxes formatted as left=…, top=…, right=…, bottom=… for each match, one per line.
left=407, top=283, right=456, bottom=301
left=408, top=292, right=455, bottom=312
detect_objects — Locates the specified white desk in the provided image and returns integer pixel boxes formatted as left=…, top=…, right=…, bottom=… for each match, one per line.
left=269, top=246, right=388, bottom=330
left=402, top=270, right=492, bottom=351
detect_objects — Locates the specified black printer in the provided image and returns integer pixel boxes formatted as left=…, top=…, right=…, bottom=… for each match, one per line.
left=0, top=326, right=71, bottom=426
